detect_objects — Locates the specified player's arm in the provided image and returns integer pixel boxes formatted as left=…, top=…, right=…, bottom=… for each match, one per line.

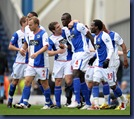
left=68, top=19, right=79, bottom=28
left=8, top=33, right=20, bottom=51
left=120, top=42, right=128, bottom=68
left=103, top=34, right=114, bottom=59
left=8, top=43, right=20, bottom=51
left=77, top=23, right=94, bottom=48
left=19, top=42, right=28, bottom=56
left=114, top=32, right=128, bottom=68
left=86, top=31, right=95, bottom=48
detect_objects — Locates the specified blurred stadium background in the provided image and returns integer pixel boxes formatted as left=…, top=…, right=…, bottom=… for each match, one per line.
left=0, top=0, right=130, bottom=105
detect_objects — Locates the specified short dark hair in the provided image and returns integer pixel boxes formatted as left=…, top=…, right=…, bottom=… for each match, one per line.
left=93, top=19, right=103, bottom=31
left=20, top=16, right=27, bottom=26
left=62, top=13, right=72, bottom=20
left=29, top=11, right=38, bottom=17
left=48, top=21, right=58, bottom=32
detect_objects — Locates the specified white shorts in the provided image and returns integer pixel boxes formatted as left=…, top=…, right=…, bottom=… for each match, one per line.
left=25, top=65, right=49, bottom=80
left=71, top=52, right=90, bottom=72
left=93, top=67, right=116, bottom=86
left=113, top=59, right=120, bottom=74
left=85, top=66, right=94, bottom=82
left=52, top=60, right=72, bottom=79
left=11, top=63, right=27, bottom=79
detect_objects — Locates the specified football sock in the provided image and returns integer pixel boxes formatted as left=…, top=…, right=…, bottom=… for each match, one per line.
left=8, top=84, right=16, bottom=103
left=22, top=85, right=31, bottom=106
left=81, top=82, right=91, bottom=105
left=54, top=86, right=62, bottom=107
left=73, top=78, right=81, bottom=104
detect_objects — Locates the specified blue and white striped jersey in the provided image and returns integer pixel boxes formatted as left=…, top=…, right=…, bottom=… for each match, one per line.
left=108, top=31, right=124, bottom=60
left=25, top=29, right=48, bottom=67
left=62, top=23, right=89, bottom=53
left=10, top=29, right=28, bottom=63
left=48, top=34, right=72, bottom=61
left=94, top=31, right=114, bottom=67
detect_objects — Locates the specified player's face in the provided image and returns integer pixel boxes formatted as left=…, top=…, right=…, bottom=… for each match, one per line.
left=28, top=20, right=36, bottom=32
left=90, top=22, right=96, bottom=33
left=53, top=23, right=62, bottom=35
left=61, top=15, right=70, bottom=27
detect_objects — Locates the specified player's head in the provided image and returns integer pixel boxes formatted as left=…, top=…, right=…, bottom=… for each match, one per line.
left=48, top=21, right=62, bottom=35
left=28, top=17, right=39, bottom=32
left=61, top=13, right=72, bottom=27
left=90, top=19, right=103, bottom=34
left=27, top=11, right=38, bottom=21
left=20, top=16, right=27, bottom=27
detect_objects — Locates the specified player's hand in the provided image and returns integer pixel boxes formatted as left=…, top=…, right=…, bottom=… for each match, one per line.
left=123, top=59, right=128, bottom=68
left=31, top=53, right=38, bottom=59
left=19, top=48, right=26, bottom=56
left=88, top=57, right=96, bottom=66
left=103, top=59, right=109, bottom=68
left=59, top=43, right=65, bottom=49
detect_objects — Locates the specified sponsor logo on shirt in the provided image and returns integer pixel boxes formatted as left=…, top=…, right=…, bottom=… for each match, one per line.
left=29, top=40, right=39, bottom=46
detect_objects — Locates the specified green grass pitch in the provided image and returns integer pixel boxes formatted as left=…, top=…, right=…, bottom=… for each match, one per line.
left=0, top=104, right=130, bottom=115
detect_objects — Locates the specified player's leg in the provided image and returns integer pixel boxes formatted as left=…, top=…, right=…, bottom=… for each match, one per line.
left=88, top=67, right=102, bottom=110
left=39, top=79, right=53, bottom=109
left=68, top=69, right=81, bottom=108
left=99, top=80, right=110, bottom=109
left=38, top=68, right=53, bottom=109
left=53, top=78, right=62, bottom=108
left=64, top=61, right=73, bottom=106
left=64, top=82, right=73, bottom=106
left=7, top=79, right=19, bottom=108
left=79, top=71, right=91, bottom=109
left=108, top=68, right=128, bottom=110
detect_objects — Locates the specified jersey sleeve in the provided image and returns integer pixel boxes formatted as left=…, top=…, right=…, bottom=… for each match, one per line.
left=76, top=23, right=89, bottom=36
left=114, top=32, right=124, bottom=45
left=10, top=32, right=18, bottom=45
left=42, top=32, right=49, bottom=47
left=102, top=33, right=114, bottom=59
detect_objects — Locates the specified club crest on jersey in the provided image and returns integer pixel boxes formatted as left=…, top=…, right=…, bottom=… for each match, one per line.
left=97, top=38, right=100, bottom=42
left=37, top=35, right=40, bottom=38
left=106, top=39, right=109, bottom=42
left=29, top=40, right=39, bottom=45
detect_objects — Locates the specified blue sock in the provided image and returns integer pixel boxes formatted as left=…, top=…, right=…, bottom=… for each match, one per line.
left=44, top=87, right=53, bottom=106
left=8, top=84, right=16, bottom=103
left=81, top=82, right=91, bottom=105
left=103, top=82, right=110, bottom=95
left=88, top=88, right=92, bottom=99
left=113, top=86, right=122, bottom=98
left=19, top=96, right=23, bottom=104
left=108, top=95, right=111, bottom=105
left=73, top=78, right=81, bottom=104
left=54, top=86, right=62, bottom=107
left=92, top=86, right=99, bottom=97
left=22, top=85, right=31, bottom=106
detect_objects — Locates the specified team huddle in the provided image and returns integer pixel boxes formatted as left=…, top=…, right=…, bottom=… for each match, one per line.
left=7, top=11, right=129, bottom=110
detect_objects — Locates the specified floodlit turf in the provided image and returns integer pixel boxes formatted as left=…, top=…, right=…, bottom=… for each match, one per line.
left=0, top=104, right=130, bottom=116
